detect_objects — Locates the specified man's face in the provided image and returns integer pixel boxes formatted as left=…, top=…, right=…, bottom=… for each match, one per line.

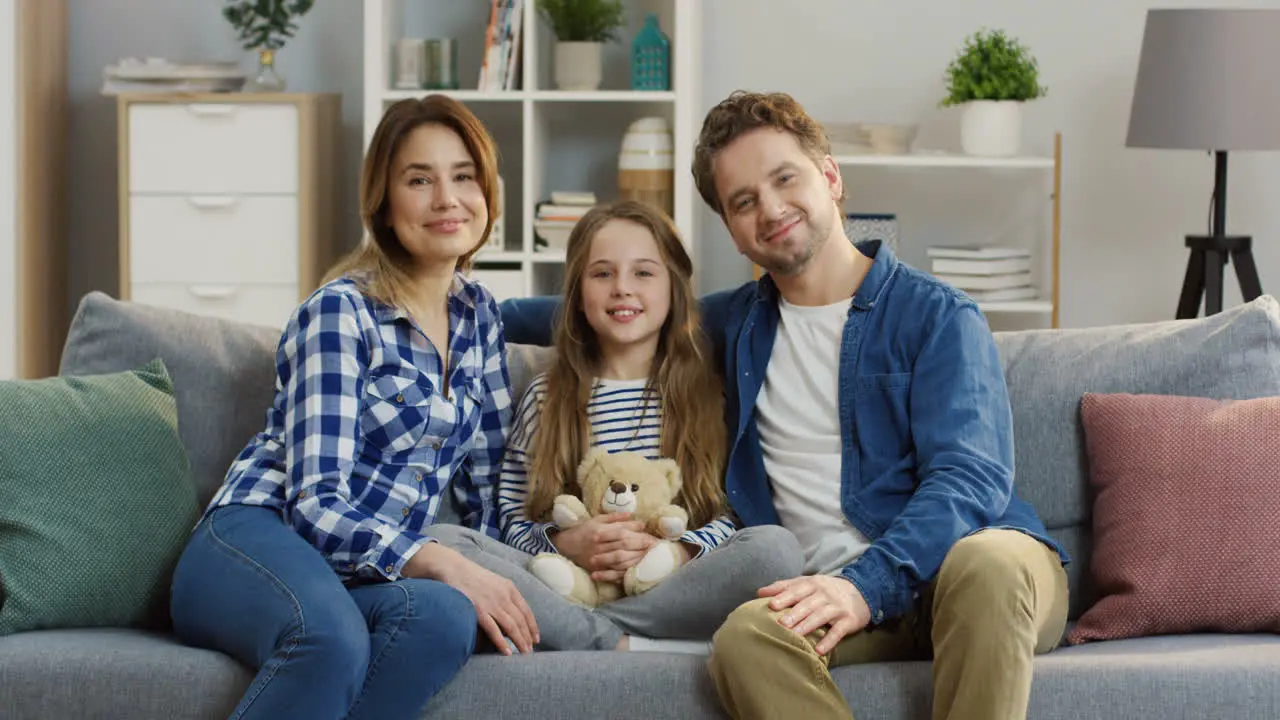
left=712, top=127, right=843, bottom=276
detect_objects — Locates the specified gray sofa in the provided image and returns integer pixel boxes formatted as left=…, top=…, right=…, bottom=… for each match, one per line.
left=3, top=289, right=1280, bottom=720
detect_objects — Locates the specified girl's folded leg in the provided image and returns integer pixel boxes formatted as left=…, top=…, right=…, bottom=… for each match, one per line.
left=343, top=578, right=478, bottom=720
left=430, top=524, right=625, bottom=651
left=169, top=505, right=371, bottom=720
left=596, top=524, right=805, bottom=640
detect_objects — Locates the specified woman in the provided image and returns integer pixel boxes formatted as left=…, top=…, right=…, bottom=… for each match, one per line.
left=168, top=95, right=535, bottom=720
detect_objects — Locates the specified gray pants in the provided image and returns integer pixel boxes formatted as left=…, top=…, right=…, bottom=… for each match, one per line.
left=430, top=524, right=804, bottom=651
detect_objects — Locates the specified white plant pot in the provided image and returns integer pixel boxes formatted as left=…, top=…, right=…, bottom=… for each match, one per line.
left=554, top=41, right=603, bottom=91
left=960, top=100, right=1023, bottom=157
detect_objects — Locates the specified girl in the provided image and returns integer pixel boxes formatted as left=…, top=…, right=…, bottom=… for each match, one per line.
left=435, top=200, right=803, bottom=651
left=168, top=95, right=537, bottom=720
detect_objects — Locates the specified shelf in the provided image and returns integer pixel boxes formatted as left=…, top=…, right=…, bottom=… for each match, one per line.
left=472, top=250, right=567, bottom=264
left=530, top=250, right=567, bottom=263
left=376, top=89, right=676, bottom=104
left=974, top=300, right=1054, bottom=314
left=380, top=89, right=525, bottom=103
left=529, top=90, right=676, bottom=103
left=365, top=0, right=701, bottom=301
left=473, top=250, right=526, bottom=263
left=834, top=153, right=1054, bottom=169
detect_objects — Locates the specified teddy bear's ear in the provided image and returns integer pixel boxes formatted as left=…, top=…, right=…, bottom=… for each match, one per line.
left=577, top=447, right=611, bottom=480
left=656, top=458, right=682, bottom=497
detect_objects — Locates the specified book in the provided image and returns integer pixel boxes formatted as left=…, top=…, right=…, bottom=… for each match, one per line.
left=926, top=245, right=1030, bottom=261
left=932, top=271, right=1033, bottom=291
left=550, top=191, right=597, bottom=205
left=930, top=256, right=1032, bottom=275
left=962, top=286, right=1039, bottom=302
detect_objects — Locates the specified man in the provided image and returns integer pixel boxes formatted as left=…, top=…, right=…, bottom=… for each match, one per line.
left=499, top=90, right=1070, bottom=720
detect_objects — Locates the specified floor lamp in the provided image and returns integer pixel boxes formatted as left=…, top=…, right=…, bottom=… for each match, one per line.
left=1126, top=8, right=1280, bottom=318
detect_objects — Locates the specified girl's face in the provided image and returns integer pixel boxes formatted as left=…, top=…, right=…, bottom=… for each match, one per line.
left=580, top=218, right=672, bottom=361
left=385, top=123, right=488, bottom=274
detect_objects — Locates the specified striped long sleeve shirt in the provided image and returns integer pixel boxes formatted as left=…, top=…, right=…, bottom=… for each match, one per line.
left=498, top=373, right=737, bottom=558
left=207, top=274, right=512, bottom=582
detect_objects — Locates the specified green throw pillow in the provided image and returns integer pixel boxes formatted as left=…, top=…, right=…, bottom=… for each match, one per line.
left=0, top=358, right=198, bottom=635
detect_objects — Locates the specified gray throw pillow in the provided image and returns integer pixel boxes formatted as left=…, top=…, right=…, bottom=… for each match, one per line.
left=59, top=292, right=281, bottom=507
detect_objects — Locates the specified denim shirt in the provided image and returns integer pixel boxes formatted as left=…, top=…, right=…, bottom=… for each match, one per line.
left=499, top=240, right=1068, bottom=624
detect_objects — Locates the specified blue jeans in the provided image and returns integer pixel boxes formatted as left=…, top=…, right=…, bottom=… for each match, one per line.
left=170, top=505, right=477, bottom=720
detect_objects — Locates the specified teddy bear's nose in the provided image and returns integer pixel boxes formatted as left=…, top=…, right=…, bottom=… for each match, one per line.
left=609, top=482, right=628, bottom=494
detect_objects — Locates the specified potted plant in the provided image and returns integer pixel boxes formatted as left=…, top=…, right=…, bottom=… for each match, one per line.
left=222, top=0, right=316, bottom=92
left=537, top=0, right=626, bottom=91
left=940, top=28, right=1047, bottom=157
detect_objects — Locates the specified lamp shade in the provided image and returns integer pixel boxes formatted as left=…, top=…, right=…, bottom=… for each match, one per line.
left=1126, top=9, right=1280, bottom=151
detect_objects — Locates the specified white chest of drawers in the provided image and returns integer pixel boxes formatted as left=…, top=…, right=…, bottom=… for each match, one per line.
left=117, top=93, right=341, bottom=330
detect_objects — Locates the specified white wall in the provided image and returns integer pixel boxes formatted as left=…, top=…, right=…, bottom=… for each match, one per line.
left=0, top=0, right=16, bottom=379
left=696, top=0, right=1280, bottom=328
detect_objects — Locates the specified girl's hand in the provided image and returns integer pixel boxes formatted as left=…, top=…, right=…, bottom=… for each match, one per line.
left=550, top=512, right=646, bottom=572
left=587, top=530, right=662, bottom=580
left=404, top=543, right=539, bottom=655
left=591, top=540, right=695, bottom=583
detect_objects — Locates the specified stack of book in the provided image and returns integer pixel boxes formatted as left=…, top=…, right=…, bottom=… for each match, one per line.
left=926, top=246, right=1038, bottom=302
left=534, top=192, right=597, bottom=252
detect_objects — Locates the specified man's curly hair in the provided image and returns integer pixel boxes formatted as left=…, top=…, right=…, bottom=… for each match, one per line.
left=691, top=90, right=842, bottom=216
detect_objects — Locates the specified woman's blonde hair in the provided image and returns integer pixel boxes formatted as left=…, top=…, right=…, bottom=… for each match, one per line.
left=323, top=94, right=501, bottom=309
left=525, top=200, right=728, bottom=528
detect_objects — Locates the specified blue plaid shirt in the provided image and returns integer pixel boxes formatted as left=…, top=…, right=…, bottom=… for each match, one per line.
left=207, top=274, right=513, bottom=582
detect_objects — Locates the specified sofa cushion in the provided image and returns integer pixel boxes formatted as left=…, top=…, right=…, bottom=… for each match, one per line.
left=1066, top=392, right=1280, bottom=644
left=4, top=628, right=1278, bottom=720
left=992, top=295, right=1280, bottom=618
left=0, top=628, right=247, bottom=720
left=0, top=359, right=198, bottom=635
left=59, top=292, right=281, bottom=507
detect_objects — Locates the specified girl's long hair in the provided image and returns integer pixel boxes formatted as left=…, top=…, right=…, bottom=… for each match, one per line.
left=525, top=200, right=728, bottom=528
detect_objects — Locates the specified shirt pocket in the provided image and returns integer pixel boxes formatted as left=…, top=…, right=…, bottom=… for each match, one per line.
left=361, top=371, right=436, bottom=456
left=457, top=375, right=487, bottom=439
left=853, top=372, right=914, bottom=469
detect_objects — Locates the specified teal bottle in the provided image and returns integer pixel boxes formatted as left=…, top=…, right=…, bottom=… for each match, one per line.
left=631, top=13, right=670, bottom=91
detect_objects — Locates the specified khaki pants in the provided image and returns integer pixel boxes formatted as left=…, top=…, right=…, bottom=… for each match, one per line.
left=707, top=529, right=1070, bottom=720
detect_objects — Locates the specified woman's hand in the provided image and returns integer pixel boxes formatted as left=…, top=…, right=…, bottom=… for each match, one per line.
left=551, top=512, right=653, bottom=576
left=404, top=543, right=539, bottom=655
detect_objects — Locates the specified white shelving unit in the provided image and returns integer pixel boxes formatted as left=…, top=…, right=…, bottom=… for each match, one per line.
left=362, top=0, right=702, bottom=300
left=838, top=135, right=1063, bottom=328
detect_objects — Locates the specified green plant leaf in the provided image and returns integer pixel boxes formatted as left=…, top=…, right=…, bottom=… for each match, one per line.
left=939, top=28, right=1047, bottom=106
left=537, top=0, right=627, bottom=43
left=222, top=0, right=315, bottom=51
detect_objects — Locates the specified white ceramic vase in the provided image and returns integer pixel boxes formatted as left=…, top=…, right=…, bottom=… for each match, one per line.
left=554, top=41, right=603, bottom=91
left=618, top=117, right=674, bottom=215
left=960, top=100, right=1023, bottom=157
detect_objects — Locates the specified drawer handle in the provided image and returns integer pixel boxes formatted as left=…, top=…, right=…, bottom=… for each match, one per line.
left=186, top=104, right=237, bottom=118
left=186, top=195, right=238, bottom=210
left=188, top=285, right=238, bottom=300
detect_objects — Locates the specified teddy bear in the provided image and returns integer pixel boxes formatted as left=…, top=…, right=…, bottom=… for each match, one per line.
left=527, top=448, right=690, bottom=608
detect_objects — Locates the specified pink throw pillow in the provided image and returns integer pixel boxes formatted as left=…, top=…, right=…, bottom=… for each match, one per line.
left=1067, top=392, right=1280, bottom=645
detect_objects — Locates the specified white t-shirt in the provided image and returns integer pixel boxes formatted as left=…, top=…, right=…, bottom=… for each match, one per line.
left=755, top=295, right=872, bottom=575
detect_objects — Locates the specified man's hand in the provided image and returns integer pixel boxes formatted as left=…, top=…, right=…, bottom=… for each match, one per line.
left=758, top=575, right=873, bottom=655
left=404, top=543, right=539, bottom=655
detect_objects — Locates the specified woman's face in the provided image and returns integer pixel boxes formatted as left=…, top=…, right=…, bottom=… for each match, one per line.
left=385, top=123, right=489, bottom=273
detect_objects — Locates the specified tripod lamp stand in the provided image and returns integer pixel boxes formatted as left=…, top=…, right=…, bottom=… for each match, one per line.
left=1126, top=8, right=1280, bottom=318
